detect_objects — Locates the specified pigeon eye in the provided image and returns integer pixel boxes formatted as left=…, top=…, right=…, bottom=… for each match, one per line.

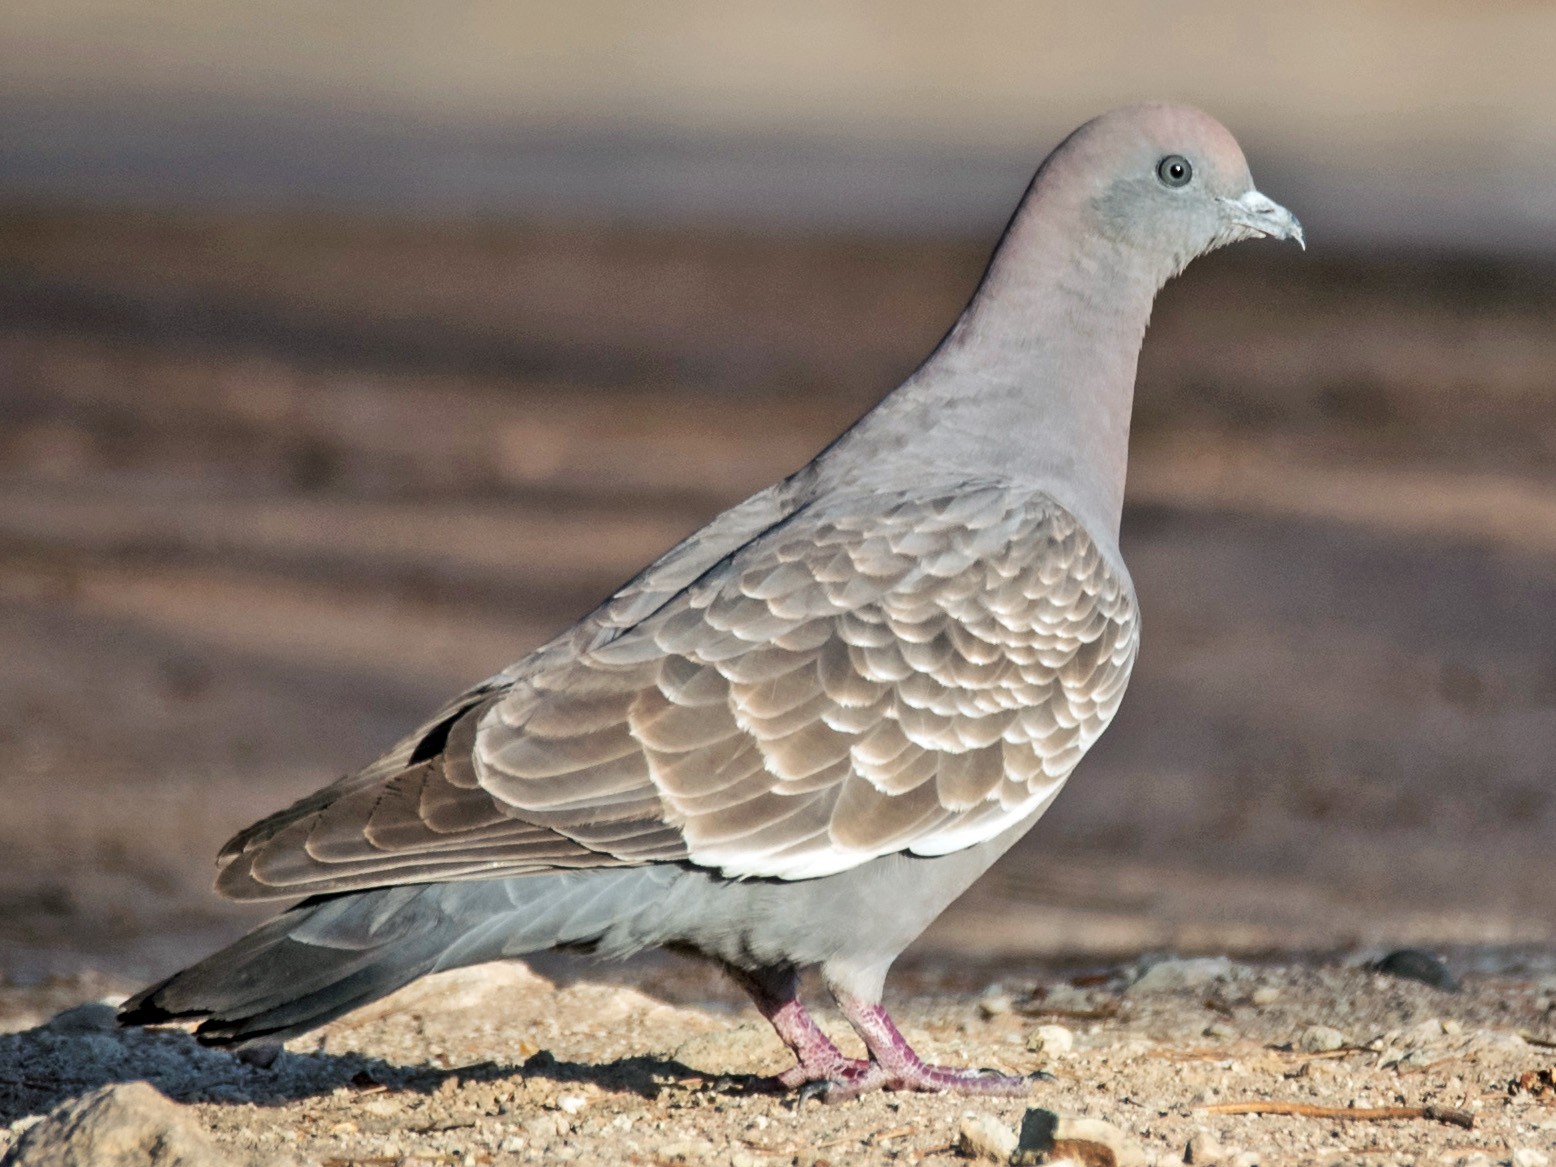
left=1156, top=155, right=1193, bottom=188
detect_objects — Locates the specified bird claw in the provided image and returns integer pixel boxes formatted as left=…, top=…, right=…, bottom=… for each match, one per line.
left=787, top=1061, right=1033, bottom=1102
left=795, top=1079, right=834, bottom=1106
left=778, top=1058, right=891, bottom=1104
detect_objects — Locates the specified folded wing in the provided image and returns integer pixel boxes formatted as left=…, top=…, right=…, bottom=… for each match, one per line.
left=217, top=482, right=1137, bottom=899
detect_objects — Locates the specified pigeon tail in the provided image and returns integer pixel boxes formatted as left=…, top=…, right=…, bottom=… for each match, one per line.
left=118, top=887, right=469, bottom=1045
left=118, top=870, right=677, bottom=1046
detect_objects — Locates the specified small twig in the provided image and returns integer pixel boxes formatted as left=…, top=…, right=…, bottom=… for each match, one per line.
left=872, top=1124, right=917, bottom=1142
left=1017, top=1002, right=1122, bottom=1022
left=1194, top=1100, right=1474, bottom=1130
left=1261, top=1043, right=1371, bottom=1060
left=1155, top=1044, right=1373, bottom=1064
left=409, top=1119, right=477, bottom=1135
left=1519, top=1031, right=1556, bottom=1050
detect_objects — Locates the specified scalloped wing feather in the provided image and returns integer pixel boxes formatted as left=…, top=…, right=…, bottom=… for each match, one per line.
left=216, top=482, right=1137, bottom=899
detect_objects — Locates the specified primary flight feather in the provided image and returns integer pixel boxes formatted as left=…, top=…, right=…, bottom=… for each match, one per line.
left=121, top=104, right=1301, bottom=1100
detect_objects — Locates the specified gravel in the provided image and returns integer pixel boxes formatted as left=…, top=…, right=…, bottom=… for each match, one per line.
left=0, top=954, right=1553, bottom=1165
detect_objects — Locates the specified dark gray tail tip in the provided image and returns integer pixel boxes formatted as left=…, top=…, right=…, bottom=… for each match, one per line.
left=117, top=985, right=244, bottom=1047
left=116, top=984, right=189, bottom=1029
left=118, top=1001, right=277, bottom=1051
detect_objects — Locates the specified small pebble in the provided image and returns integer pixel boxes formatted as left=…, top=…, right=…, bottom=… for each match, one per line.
left=979, top=988, right=1015, bottom=1019
left=1249, top=986, right=1280, bottom=1006
left=1298, top=1024, right=1346, bottom=1053
left=1027, top=1024, right=1075, bottom=1056
left=1015, top=1109, right=1146, bottom=1167
left=1374, top=948, right=1459, bottom=991
left=1130, top=957, right=1233, bottom=994
left=1185, top=1128, right=1228, bottom=1163
left=1296, top=1057, right=1339, bottom=1079
left=958, top=1114, right=1018, bottom=1162
left=235, top=1040, right=283, bottom=1068
left=524, top=1113, right=567, bottom=1140
left=1400, top=1017, right=1444, bottom=1046
left=40, top=1002, right=118, bottom=1034
left=1039, top=984, right=1097, bottom=1012
left=1513, top=1150, right=1550, bottom=1167
left=657, top=1137, right=716, bottom=1163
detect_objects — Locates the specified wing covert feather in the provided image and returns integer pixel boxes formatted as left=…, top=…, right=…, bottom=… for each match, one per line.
left=216, top=481, right=1138, bottom=898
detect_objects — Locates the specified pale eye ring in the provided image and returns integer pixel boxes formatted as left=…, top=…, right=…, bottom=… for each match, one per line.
left=1156, top=155, right=1193, bottom=188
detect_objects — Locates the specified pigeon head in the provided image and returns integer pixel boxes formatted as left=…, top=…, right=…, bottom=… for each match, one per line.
left=1038, top=104, right=1303, bottom=283
left=822, top=104, right=1301, bottom=545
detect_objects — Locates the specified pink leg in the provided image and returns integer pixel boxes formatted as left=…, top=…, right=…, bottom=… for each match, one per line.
left=760, top=995, right=872, bottom=1089
left=825, top=992, right=1034, bottom=1102
left=729, top=967, right=868, bottom=1089
left=730, top=967, right=1036, bottom=1101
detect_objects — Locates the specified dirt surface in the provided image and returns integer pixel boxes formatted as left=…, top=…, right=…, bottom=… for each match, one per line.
left=3, top=955, right=1556, bottom=1165
left=1, top=210, right=1554, bottom=1162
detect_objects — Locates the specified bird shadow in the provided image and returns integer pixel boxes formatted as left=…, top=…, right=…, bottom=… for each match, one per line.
left=0, top=1003, right=735, bottom=1124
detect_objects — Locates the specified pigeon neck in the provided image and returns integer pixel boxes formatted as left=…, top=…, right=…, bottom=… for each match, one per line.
left=855, top=190, right=1161, bottom=550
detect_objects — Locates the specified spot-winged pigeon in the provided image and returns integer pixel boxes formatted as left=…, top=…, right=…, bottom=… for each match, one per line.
left=120, top=104, right=1302, bottom=1099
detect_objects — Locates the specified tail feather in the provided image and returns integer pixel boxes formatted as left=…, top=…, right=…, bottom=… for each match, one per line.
left=118, top=897, right=450, bottom=1044
left=118, top=869, right=680, bottom=1046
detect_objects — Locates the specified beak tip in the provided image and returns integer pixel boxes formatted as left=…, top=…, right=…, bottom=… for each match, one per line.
left=1225, top=191, right=1305, bottom=251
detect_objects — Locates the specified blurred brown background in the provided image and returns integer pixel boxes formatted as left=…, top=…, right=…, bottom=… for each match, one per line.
left=1, top=2, right=1553, bottom=982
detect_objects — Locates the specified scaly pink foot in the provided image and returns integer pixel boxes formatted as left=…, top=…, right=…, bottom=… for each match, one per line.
left=734, top=967, right=1037, bottom=1101
left=808, top=993, right=1035, bottom=1102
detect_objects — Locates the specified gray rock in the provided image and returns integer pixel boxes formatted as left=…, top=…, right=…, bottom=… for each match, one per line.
left=38, top=1004, right=118, bottom=1035
left=1, top=1081, right=240, bottom=1167
left=1027, top=1024, right=1075, bottom=1057
left=1374, top=949, right=1458, bottom=992
left=1185, top=1129, right=1229, bottom=1164
left=1297, top=1024, right=1346, bottom=1053
left=1130, top=957, right=1233, bottom=994
left=958, top=1115, right=1018, bottom=1162
left=978, top=986, right=1016, bottom=1019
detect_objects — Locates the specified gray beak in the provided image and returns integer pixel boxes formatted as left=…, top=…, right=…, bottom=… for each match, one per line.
left=1222, top=189, right=1305, bottom=249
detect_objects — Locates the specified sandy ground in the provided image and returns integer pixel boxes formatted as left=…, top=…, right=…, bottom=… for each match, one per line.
left=1, top=210, right=1554, bottom=1161
left=3, top=954, right=1555, bottom=1165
